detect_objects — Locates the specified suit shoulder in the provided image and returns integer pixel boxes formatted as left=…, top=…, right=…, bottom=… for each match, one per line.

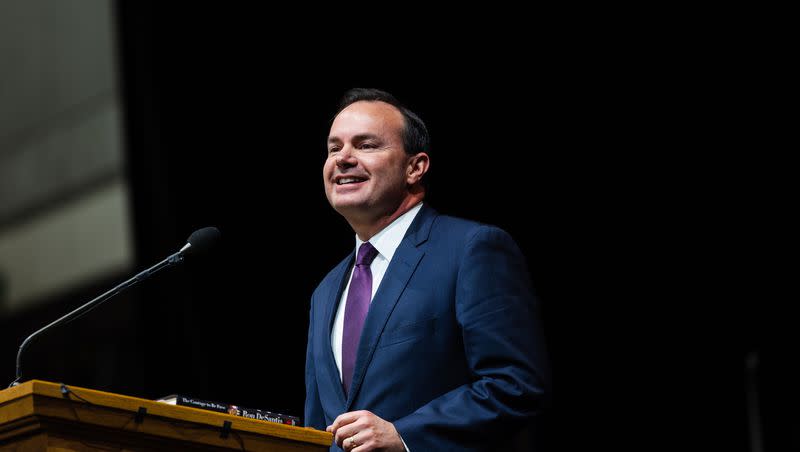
left=432, top=213, right=483, bottom=234
left=432, top=214, right=514, bottom=245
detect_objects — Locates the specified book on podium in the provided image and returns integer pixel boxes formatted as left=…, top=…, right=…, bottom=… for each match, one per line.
left=157, top=393, right=301, bottom=425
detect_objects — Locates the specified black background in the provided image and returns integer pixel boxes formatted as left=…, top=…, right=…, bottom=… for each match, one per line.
left=0, top=3, right=790, bottom=451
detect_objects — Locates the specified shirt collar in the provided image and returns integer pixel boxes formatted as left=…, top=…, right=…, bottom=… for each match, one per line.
left=355, top=202, right=423, bottom=263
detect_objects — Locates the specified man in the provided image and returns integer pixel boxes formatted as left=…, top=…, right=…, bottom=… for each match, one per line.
left=305, top=88, right=549, bottom=451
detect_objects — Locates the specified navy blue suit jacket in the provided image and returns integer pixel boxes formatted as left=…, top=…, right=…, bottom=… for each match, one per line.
left=305, top=205, right=549, bottom=451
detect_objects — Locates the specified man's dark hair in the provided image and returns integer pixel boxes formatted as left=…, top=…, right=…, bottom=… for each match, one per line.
left=335, top=88, right=430, bottom=156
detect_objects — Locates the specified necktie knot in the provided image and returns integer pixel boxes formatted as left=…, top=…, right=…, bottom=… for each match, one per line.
left=356, top=242, right=378, bottom=267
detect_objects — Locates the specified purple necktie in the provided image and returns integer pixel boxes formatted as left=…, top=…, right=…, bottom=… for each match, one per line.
left=342, top=242, right=379, bottom=397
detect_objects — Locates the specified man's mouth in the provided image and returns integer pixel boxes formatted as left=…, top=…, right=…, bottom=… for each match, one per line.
left=336, top=177, right=367, bottom=185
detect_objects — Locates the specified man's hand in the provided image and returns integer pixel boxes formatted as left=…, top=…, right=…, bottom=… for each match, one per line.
left=326, top=410, right=405, bottom=451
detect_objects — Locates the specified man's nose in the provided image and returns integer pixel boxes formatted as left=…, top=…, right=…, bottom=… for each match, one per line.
left=336, top=147, right=357, bottom=168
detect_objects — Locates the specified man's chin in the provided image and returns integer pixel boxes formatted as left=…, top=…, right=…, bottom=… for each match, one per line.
left=331, top=200, right=366, bottom=217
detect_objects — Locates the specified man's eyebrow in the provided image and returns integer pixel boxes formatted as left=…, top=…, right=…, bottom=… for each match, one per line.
left=352, top=133, right=381, bottom=142
left=327, top=134, right=381, bottom=145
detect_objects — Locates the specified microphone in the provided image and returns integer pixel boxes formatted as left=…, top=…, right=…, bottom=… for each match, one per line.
left=8, top=226, right=221, bottom=387
left=182, top=226, right=221, bottom=259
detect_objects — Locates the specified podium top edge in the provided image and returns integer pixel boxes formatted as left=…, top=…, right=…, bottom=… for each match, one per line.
left=0, top=379, right=331, bottom=446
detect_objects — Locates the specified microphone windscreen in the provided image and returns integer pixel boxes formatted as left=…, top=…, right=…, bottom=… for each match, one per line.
left=184, top=226, right=221, bottom=258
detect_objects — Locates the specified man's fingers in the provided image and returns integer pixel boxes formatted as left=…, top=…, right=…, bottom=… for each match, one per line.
left=326, top=411, right=379, bottom=448
left=348, top=432, right=369, bottom=452
left=325, top=410, right=402, bottom=451
left=333, top=422, right=362, bottom=447
left=326, top=410, right=363, bottom=433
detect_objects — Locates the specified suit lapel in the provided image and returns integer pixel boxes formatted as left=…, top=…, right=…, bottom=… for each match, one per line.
left=345, top=206, right=437, bottom=409
left=323, top=254, right=354, bottom=408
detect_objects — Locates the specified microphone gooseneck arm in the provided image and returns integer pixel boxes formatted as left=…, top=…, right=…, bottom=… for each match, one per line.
left=8, top=249, right=187, bottom=388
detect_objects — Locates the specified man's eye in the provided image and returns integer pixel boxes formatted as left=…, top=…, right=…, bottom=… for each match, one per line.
left=359, top=143, right=377, bottom=149
left=328, top=147, right=340, bottom=154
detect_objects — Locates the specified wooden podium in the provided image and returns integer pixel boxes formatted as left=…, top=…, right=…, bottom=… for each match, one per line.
left=0, top=380, right=332, bottom=451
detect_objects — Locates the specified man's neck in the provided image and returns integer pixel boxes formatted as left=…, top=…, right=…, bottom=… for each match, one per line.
left=349, top=194, right=424, bottom=241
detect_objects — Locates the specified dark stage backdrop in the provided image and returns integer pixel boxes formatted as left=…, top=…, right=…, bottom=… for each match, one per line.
left=1, top=4, right=782, bottom=452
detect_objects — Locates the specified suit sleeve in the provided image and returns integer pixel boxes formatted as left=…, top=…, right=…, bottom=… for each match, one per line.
left=393, top=226, right=550, bottom=450
left=304, top=298, right=326, bottom=429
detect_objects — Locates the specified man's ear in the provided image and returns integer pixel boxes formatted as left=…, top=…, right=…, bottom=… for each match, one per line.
left=406, top=152, right=430, bottom=184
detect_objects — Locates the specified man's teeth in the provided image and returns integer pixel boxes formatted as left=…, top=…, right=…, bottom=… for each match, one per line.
left=338, top=178, right=365, bottom=185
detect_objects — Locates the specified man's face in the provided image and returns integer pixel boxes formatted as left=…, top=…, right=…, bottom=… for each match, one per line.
left=324, top=101, right=411, bottom=219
